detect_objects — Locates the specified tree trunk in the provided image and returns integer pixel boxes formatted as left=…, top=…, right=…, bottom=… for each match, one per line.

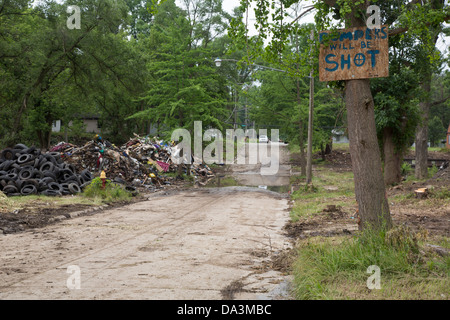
left=383, top=127, right=403, bottom=185
left=345, top=79, right=392, bottom=230
left=415, top=72, right=432, bottom=179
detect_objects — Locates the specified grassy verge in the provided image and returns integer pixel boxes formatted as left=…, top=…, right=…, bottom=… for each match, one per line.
left=288, top=159, right=449, bottom=299
left=0, top=191, right=106, bottom=213
left=293, top=227, right=449, bottom=299
left=206, top=176, right=240, bottom=187
left=290, top=169, right=355, bottom=222
left=0, top=178, right=133, bottom=214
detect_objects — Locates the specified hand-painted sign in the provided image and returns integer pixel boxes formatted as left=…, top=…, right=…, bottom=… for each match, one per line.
left=319, top=25, right=389, bottom=82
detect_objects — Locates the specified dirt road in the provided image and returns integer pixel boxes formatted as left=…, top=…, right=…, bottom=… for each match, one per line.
left=0, top=143, right=292, bottom=300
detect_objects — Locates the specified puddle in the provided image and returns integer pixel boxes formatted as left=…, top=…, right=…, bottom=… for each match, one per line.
left=266, top=186, right=290, bottom=193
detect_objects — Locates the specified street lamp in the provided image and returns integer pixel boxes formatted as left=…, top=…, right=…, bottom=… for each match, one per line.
left=214, top=57, right=289, bottom=73
left=215, top=49, right=315, bottom=183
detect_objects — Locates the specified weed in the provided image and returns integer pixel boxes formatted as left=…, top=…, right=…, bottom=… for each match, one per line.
left=82, top=177, right=132, bottom=202
left=401, top=162, right=412, bottom=176
left=293, top=226, right=449, bottom=299
left=430, top=187, right=450, bottom=199
left=428, top=165, right=439, bottom=178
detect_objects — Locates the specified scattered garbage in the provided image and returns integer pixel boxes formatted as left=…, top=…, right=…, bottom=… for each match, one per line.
left=50, top=133, right=215, bottom=192
left=0, top=133, right=216, bottom=197
left=0, top=144, right=93, bottom=197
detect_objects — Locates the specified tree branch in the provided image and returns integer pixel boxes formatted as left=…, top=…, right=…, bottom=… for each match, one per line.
left=430, top=95, right=450, bottom=107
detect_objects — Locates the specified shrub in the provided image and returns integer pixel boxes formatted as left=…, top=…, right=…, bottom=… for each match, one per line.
left=82, top=177, right=132, bottom=202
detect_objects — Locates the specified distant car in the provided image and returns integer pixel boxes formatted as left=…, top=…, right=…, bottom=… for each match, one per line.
left=259, top=135, right=269, bottom=143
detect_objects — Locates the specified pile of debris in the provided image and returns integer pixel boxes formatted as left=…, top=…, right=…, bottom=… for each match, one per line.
left=0, top=144, right=93, bottom=197
left=51, top=134, right=215, bottom=191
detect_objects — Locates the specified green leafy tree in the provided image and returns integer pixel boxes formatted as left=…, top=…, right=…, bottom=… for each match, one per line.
left=428, top=116, right=446, bottom=146
left=227, top=0, right=450, bottom=231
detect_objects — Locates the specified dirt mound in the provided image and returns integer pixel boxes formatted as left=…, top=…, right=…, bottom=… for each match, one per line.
left=429, top=161, right=450, bottom=183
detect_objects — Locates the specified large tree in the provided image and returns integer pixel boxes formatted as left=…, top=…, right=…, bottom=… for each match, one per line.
left=0, top=0, right=148, bottom=148
left=228, top=0, right=449, bottom=230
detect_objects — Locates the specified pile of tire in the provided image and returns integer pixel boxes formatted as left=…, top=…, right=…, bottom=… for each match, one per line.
left=0, top=144, right=93, bottom=197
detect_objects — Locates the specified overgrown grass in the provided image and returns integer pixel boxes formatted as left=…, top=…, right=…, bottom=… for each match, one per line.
left=289, top=158, right=449, bottom=299
left=0, top=191, right=104, bottom=213
left=290, top=169, right=355, bottom=221
left=82, top=177, right=132, bottom=203
left=293, top=226, right=449, bottom=300
left=206, top=176, right=240, bottom=187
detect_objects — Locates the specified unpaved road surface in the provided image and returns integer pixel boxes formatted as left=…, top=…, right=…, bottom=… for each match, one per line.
left=0, top=143, right=293, bottom=300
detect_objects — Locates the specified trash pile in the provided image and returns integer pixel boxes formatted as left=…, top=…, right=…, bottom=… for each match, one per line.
left=0, top=144, right=93, bottom=197
left=51, top=134, right=215, bottom=191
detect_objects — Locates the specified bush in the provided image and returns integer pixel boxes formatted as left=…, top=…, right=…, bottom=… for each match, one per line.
left=82, top=177, right=132, bottom=202
left=401, top=162, right=412, bottom=176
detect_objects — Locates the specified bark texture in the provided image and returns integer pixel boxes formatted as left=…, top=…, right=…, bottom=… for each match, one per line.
left=415, top=72, right=432, bottom=179
left=345, top=79, right=392, bottom=230
left=383, top=127, right=403, bottom=185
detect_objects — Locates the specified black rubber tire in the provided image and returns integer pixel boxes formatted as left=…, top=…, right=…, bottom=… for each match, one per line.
left=14, top=179, right=24, bottom=190
left=13, top=144, right=28, bottom=150
left=23, top=146, right=36, bottom=155
left=48, top=182, right=63, bottom=193
left=80, top=181, right=91, bottom=189
left=21, top=184, right=37, bottom=196
left=81, top=169, right=93, bottom=181
left=40, top=189, right=61, bottom=197
left=2, top=173, right=18, bottom=181
left=40, top=162, right=55, bottom=173
left=17, top=153, right=34, bottom=164
left=68, top=183, right=81, bottom=194
left=41, top=170, right=57, bottom=180
left=3, top=185, right=18, bottom=194
left=1, top=149, right=14, bottom=161
left=21, top=179, right=39, bottom=189
left=37, top=155, right=47, bottom=168
left=44, top=154, right=58, bottom=165
left=0, top=160, right=12, bottom=171
left=18, top=167, right=34, bottom=180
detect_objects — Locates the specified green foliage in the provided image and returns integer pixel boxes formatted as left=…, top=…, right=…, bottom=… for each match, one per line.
left=429, top=116, right=447, bottom=147
left=126, top=0, right=235, bottom=143
left=401, top=162, right=412, bottom=176
left=373, top=67, right=422, bottom=154
left=82, top=177, right=132, bottom=202
left=293, top=226, right=448, bottom=299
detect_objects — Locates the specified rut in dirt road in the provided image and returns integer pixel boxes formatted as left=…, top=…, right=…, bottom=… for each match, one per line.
left=0, top=187, right=292, bottom=299
left=0, top=142, right=293, bottom=300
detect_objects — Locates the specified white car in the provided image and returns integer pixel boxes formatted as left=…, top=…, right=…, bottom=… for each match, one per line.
left=259, top=135, right=269, bottom=143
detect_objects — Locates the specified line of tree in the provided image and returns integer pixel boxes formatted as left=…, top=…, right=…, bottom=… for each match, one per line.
left=0, top=0, right=249, bottom=150
left=228, top=0, right=450, bottom=231
left=1, top=0, right=449, bottom=231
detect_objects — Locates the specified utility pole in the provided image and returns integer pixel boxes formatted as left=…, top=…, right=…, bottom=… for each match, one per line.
left=306, top=29, right=314, bottom=184
left=234, top=87, right=237, bottom=130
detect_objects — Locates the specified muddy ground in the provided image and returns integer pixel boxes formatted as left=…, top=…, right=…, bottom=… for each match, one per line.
left=2, top=146, right=449, bottom=240
left=288, top=148, right=450, bottom=239
left=0, top=145, right=448, bottom=300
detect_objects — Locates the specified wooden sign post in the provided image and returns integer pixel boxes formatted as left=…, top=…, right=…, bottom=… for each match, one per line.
left=319, top=25, right=389, bottom=82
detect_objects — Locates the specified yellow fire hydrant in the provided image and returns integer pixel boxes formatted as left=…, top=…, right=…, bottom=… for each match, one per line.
left=100, top=170, right=106, bottom=189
